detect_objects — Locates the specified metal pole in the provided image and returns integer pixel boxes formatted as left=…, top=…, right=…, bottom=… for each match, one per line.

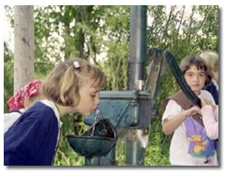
left=128, top=6, right=147, bottom=90
left=126, top=5, right=147, bottom=166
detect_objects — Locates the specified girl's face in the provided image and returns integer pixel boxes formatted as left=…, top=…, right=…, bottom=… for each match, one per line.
left=184, top=65, right=206, bottom=95
left=74, top=82, right=100, bottom=115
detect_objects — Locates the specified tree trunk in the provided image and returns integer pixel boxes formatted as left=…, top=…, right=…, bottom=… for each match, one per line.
left=14, top=6, right=34, bottom=93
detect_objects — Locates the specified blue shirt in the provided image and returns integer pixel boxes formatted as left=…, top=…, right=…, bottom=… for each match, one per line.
left=204, top=81, right=219, bottom=105
left=4, top=102, right=59, bottom=165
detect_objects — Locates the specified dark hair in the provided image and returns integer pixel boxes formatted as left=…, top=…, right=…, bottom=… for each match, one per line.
left=180, top=55, right=212, bottom=86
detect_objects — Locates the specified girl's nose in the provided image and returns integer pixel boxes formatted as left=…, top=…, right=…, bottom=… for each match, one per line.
left=193, top=74, right=199, bottom=81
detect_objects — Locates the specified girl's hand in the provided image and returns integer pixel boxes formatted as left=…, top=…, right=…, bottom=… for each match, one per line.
left=198, top=95, right=217, bottom=111
left=198, top=96, right=211, bottom=107
left=183, top=106, right=201, bottom=118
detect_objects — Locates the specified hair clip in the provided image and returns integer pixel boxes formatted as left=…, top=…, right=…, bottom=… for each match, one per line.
left=73, top=61, right=80, bottom=69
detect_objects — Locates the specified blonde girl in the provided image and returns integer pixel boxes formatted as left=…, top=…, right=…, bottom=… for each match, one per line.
left=4, top=58, right=106, bottom=165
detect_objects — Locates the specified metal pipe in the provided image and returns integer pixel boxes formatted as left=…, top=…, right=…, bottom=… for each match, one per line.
left=128, top=6, right=147, bottom=90
left=126, top=5, right=147, bottom=166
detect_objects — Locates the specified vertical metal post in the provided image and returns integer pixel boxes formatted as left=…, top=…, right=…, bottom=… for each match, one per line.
left=126, top=6, right=147, bottom=166
left=128, top=6, right=147, bottom=90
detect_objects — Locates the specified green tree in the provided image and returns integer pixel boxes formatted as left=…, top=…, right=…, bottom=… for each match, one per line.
left=4, top=5, right=219, bottom=166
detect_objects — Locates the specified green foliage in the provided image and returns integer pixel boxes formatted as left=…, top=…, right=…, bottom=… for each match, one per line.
left=4, top=5, right=219, bottom=166
left=115, top=140, right=126, bottom=166
left=104, top=40, right=129, bottom=90
left=4, top=42, right=14, bottom=113
left=145, top=116, right=170, bottom=166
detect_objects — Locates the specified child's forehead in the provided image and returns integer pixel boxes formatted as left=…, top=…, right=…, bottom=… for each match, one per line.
left=186, top=65, right=205, bottom=72
left=83, top=80, right=100, bottom=91
left=89, top=87, right=100, bottom=93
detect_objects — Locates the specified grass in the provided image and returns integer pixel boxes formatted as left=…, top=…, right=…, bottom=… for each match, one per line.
left=144, top=116, right=170, bottom=166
